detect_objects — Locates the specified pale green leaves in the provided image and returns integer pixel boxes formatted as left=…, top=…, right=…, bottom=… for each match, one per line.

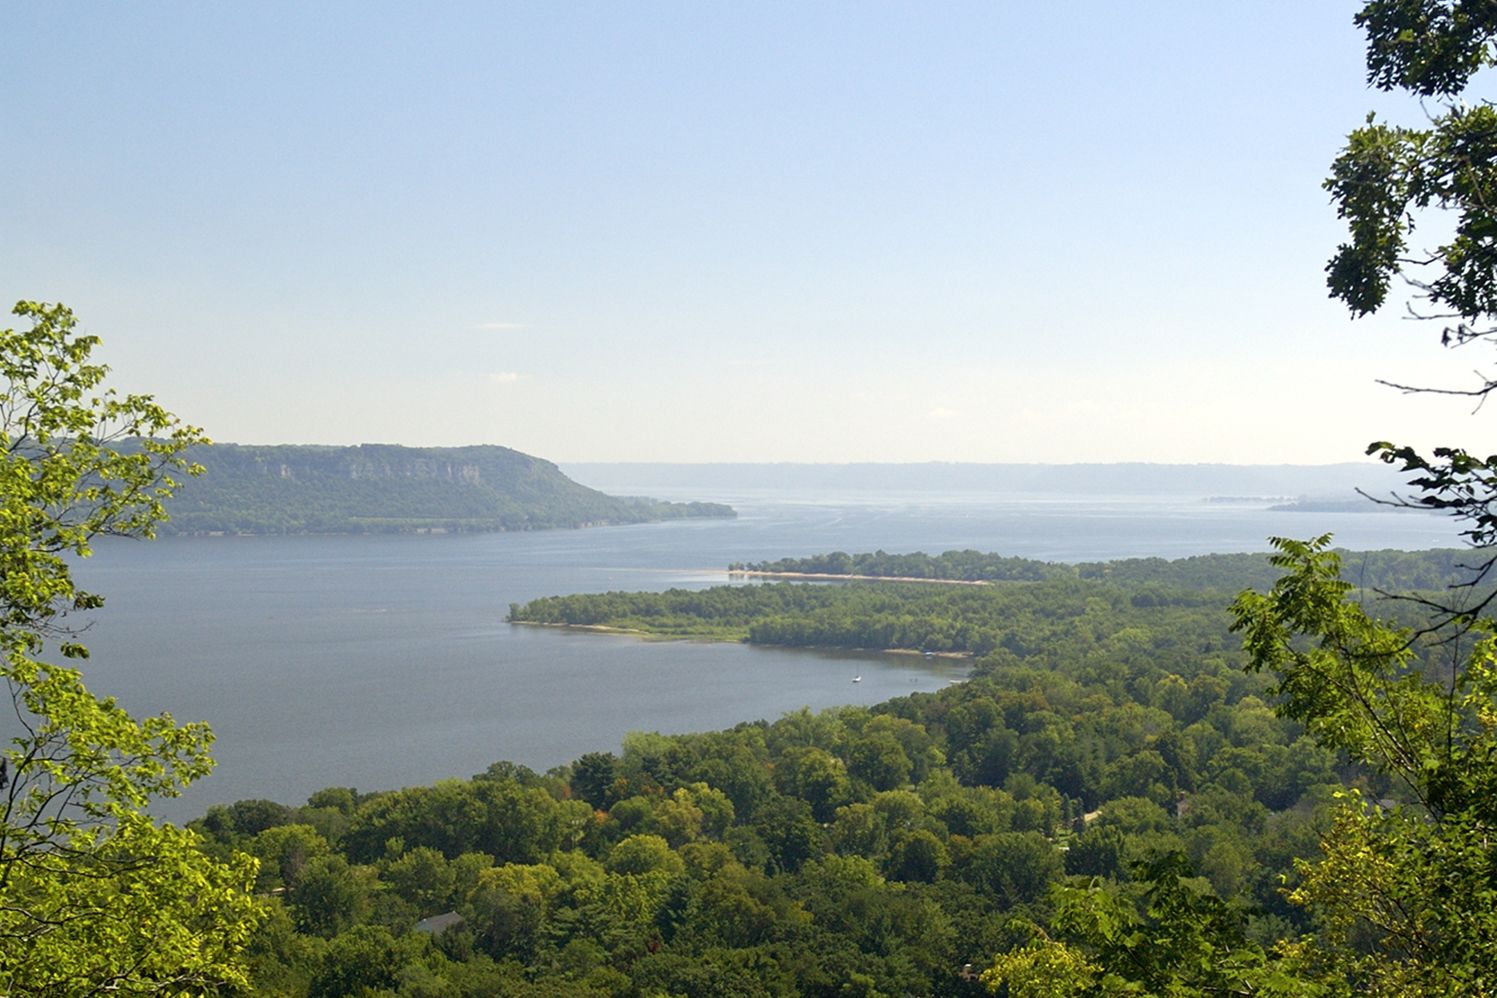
left=0, top=301, right=207, bottom=639
left=0, top=301, right=260, bottom=995
left=1231, top=536, right=1497, bottom=994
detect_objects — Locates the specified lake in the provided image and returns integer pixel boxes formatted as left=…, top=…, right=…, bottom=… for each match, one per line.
left=72, top=484, right=1459, bottom=821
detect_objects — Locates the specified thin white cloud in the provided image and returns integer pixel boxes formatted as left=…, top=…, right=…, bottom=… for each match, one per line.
left=927, top=407, right=959, bottom=420
left=487, top=371, right=522, bottom=385
left=475, top=321, right=527, bottom=331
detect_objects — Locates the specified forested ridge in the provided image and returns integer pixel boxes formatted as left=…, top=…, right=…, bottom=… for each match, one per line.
left=159, top=443, right=734, bottom=535
left=186, top=544, right=1484, bottom=995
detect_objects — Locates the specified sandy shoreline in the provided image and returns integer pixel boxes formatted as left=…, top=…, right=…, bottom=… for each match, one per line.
left=514, top=620, right=651, bottom=636
left=511, top=620, right=974, bottom=659
left=511, top=620, right=738, bottom=642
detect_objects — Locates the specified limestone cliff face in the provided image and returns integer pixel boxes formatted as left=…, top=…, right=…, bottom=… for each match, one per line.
left=232, top=444, right=545, bottom=481
left=161, top=443, right=733, bottom=534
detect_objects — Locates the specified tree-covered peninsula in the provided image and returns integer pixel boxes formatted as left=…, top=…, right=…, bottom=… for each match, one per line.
left=515, top=547, right=1478, bottom=652
left=159, top=443, right=734, bottom=535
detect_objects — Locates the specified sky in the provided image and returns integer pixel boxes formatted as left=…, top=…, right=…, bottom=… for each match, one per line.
left=1, top=2, right=1488, bottom=463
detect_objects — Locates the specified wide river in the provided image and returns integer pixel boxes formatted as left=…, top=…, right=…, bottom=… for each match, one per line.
left=72, top=484, right=1459, bottom=821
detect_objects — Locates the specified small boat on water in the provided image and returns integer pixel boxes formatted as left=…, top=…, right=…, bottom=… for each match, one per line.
left=852, top=675, right=862, bottom=683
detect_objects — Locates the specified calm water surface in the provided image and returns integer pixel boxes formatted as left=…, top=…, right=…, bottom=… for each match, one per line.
left=73, top=489, right=1458, bottom=820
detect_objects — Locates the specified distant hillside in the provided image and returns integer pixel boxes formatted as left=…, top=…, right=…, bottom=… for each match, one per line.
left=160, top=443, right=735, bottom=535
left=564, top=461, right=1413, bottom=497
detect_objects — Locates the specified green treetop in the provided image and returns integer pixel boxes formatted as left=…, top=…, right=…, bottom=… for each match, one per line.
left=0, top=301, right=263, bottom=995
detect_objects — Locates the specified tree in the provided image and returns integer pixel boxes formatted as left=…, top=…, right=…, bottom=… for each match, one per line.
left=0, top=301, right=263, bottom=993
left=1326, top=1, right=1497, bottom=610
left=1230, top=537, right=1497, bottom=995
left=1229, top=6, right=1497, bottom=990
left=988, top=9, right=1497, bottom=993
left=570, top=751, right=619, bottom=809
left=983, top=855, right=1317, bottom=997
left=1328, top=2, right=1497, bottom=362
left=962, top=831, right=1062, bottom=909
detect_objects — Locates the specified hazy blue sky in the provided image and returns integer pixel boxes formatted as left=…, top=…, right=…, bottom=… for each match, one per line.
left=1, top=3, right=1480, bottom=462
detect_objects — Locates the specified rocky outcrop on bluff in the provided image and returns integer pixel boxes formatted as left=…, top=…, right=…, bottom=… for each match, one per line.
left=161, top=443, right=734, bottom=534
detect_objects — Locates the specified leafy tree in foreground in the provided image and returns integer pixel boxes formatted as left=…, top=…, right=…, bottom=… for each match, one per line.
left=1291, top=5, right=1497, bottom=990
left=988, top=6, right=1497, bottom=993
left=0, top=301, right=262, bottom=994
left=1230, top=537, right=1497, bottom=996
left=1119, top=6, right=1497, bottom=991
left=1327, top=1, right=1497, bottom=608
left=983, top=855, right=1319, bottom=998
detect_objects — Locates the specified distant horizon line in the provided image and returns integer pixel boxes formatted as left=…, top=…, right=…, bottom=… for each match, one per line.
left=191, top=441, right=1384, bottom=469
left=560, top=459, right=1385, bottom=469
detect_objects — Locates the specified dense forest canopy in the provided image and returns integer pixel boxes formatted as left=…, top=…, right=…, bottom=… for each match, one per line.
left=196, top=577, right=1304, bottom=994
left=174, top=544, right=1480, bottom=996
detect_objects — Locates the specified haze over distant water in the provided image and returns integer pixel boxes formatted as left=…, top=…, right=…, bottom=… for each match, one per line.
left=77, top=468, right=1457, bottom=822
left=563, top=461, right=1411, bottom=497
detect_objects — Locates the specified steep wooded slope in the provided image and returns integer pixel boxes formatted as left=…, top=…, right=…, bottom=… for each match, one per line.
left=161, top=443, right=733, bottom=534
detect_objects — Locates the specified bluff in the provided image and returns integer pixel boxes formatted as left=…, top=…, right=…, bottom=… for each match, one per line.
left=160, top=443, right=734, bottom=534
